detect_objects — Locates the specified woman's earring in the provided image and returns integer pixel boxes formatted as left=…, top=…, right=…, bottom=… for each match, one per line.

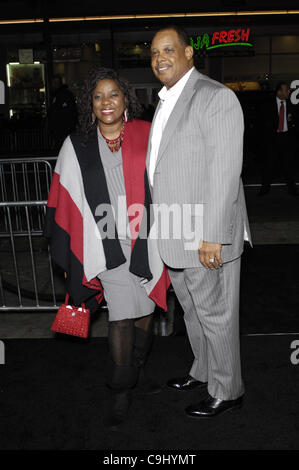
left=91, top=112, right=96, bottom=124
left=124, top=109, right=128, bottom=122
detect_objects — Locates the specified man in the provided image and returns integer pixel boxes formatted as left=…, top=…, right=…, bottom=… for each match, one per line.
left=258, top=81, right=298, bottom=196
left=47, top=75, right=77, bottom=151
left=148, top=25, right=252, bottom=418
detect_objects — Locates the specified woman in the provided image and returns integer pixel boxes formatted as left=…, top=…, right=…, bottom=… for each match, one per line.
left=44, top=67, right=170, bottom=429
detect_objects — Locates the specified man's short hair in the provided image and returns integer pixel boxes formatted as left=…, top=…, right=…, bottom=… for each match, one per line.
left=152, top=25, right=190, bottom=48
left=275, top=81, right=288, bottom=93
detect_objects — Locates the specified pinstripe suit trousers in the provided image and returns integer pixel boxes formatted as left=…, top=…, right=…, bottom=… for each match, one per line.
left=168, top=256, right=244, bottom=401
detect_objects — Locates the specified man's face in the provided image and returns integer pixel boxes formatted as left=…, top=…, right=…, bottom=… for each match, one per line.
left=277, top=84, right=290, bottom=101
left=151, top=29, right=194, bottom=89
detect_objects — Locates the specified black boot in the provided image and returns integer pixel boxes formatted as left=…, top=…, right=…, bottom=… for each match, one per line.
left=133, top=326, right=162, bottom=395
left=104, top=363, right=138, bottom=429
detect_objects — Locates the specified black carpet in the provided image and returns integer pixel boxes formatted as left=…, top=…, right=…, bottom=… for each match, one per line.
left=1, top=244, right=299, bottom=450
left=240, top=244, right=299, bottom=334
left=167, top=244, right=299, bottom=335
left=0, top=335, right=299, bottom=450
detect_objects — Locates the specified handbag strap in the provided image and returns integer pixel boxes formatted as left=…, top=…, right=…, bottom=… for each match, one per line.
left=64, top=292, right=86, bottom=310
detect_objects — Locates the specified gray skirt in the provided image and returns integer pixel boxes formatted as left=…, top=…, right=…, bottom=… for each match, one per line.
left=97, top=242, right=155, bottom=321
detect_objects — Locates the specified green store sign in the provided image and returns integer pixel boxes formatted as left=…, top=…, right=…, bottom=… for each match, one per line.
left=190, top=28, right=253, bottom=51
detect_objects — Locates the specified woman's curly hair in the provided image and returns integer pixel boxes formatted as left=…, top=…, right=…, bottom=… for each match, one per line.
left=76, top=67, right=142, bottom=140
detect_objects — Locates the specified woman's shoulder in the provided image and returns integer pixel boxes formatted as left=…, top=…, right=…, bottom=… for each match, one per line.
left=53, top=135, right=76, bottom=175
left=58, top=134, right=74, bottom=156
left=56, top=133, right=80, bottom=159
left=56, top=131, right=87, bottom=166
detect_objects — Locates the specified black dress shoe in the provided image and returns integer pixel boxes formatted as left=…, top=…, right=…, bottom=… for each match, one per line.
left=167, top=375, right=207, bottom=391
left=186, top=393, right=244, bottom=418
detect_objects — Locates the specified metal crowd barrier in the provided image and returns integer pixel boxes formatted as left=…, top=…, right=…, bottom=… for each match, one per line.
left=0, top=157, right=62, bottom=311
left=0, top=200, right=59, bottom=311
left=0, top=157, right=55, bottom=236
left=0, top=157, right=54, bottom=202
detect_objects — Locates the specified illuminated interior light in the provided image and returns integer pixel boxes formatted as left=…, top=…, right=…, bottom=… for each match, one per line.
left=235, top=10, right=290, bottom=16
left=0, top=18, right=43, bottom=24
left=48, top=10, right=299, bottom=22
left=1, top=10, right=299, bottom=25
left=6, top=64, right=11, bottom=87
left=186, top=12, right=234, bottom=17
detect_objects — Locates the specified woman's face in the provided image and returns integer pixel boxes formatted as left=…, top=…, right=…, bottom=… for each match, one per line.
left=92, top=79, right=126, bottom=126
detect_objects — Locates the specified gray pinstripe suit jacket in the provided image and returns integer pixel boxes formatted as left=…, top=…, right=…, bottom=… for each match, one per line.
left=146, top=68, right=252, bottom=269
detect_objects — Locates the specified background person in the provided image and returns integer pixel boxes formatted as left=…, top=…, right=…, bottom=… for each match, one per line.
left=47, top=75, right=77, bottom=151
left=258, top=81, right=298, bottom=196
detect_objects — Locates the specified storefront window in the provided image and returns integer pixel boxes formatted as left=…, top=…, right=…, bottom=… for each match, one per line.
left=52, top=43, right=101, bottom=98
left=115, top=41, right=151, bottom=68
left=223, top=54, right=270, bottom=82
left=6, top=62, right=45, bottom=119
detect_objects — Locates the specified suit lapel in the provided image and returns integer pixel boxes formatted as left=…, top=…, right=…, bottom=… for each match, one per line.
left=155, top=69, right=199, bottom=169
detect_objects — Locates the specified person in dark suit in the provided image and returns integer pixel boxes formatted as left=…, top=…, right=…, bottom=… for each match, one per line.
left=47, top=75, right=77, bottom=151
left=259, top=81, right=298, bottom=196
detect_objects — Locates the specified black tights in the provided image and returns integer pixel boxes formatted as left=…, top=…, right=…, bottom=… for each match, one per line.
left=108, top=313, right=154, bottom=366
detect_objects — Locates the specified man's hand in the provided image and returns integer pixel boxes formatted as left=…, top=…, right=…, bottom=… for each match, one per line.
left=198, top=241, right=223, bottom=269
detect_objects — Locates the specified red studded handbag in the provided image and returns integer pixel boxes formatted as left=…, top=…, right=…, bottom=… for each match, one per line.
left=51, top=293, right=90, bottom=338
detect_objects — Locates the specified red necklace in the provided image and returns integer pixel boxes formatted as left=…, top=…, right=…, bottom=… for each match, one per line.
left=99, top=121, right=125, bottom=153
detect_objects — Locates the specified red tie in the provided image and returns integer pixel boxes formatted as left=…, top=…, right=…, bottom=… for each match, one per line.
left=278, top=101, right=284, bottom=132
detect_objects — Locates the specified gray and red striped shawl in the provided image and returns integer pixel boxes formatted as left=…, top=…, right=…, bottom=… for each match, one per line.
left=44, top=119, right=170, bottom=312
